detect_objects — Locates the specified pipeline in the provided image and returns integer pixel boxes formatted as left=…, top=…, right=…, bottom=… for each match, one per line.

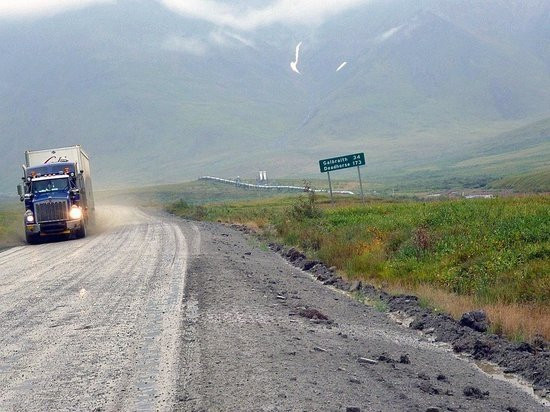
left=198, top=176, right=354, bottom=195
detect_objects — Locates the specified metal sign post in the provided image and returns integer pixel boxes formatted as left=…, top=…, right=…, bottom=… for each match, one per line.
left=357, top=166, right=365, bottom=204
left=327, top=171, right=334, bottom=204
left=319, top=152, right=366, bottom=205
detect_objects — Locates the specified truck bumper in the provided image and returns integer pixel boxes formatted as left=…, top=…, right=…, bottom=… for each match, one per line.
left=26, top=220, right=83, bottom=236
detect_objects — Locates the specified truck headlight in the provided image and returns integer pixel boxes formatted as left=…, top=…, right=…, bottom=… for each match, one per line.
left=25, top=210, right=34, bottom=224
left=69, top=206, right=83, bottom=220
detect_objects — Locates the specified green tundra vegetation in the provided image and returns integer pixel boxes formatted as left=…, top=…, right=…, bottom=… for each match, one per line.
left=168, top=194, right=550, bottom=340
left=489, top=168, right=550, bottom=193
left=170, top=195, right=550, bottom=304
left=0, top=205, right=22, bottom=249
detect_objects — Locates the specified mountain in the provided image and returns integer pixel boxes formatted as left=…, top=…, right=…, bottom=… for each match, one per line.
left=0, top=0, right=548, bottom=193
left=380, top=117, right=550, bottom=191
left=490, top=169, right=550, bottom=192
left=450, top=117, right=550, bottom=176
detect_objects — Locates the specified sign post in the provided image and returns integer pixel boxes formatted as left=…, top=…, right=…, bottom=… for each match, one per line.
left=357, top=166, right=365, bottom=204
left=327, top=171, right=334, bottom=204
left=319, top=152, right=366, bottom=204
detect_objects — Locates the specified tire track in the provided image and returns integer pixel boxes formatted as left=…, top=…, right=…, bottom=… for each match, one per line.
left=0, top=207, right=192, bottom=411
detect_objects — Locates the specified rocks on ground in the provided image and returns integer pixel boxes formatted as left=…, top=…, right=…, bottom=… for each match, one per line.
left=463, top=386, right=489, bottom=399
left=459, top=310, right=489, bottom=332
left=263, top=241, right=550, bottom=391
left=297, top=308, right=329, bottom=321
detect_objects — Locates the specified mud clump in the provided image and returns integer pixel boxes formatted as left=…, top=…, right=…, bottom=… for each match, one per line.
left=515, top=342, right=535, bottom=354
left=267, top=242, right=550, bottom=391
left=298, top=308, right=329, bottom=321
left=377, top=352, right=411, bottom=365
left=436, top=374, right=448, bottom=383
left=400, top=354, right=411, bottom=364
left=460, top=310, right=489, bottom=332
left=377, top=353, right=397, bottom=364
left=463, top=386, right=489, bottom=399
left=285, top=247, right=307, bottom=263
left=418, top=381, right=441, bottom=395
left=472, top=339, right=494, bottom=359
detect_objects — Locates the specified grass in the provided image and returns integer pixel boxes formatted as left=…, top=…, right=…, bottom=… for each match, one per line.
left=387, top=283, right=549, bottom=343
left=351, top=291, right=388, bottom=312
left=168, top=193, right=550, bottom=341
left=489, top=167, right=550, bottom=192
left=0, top=202, right=23, bottom=249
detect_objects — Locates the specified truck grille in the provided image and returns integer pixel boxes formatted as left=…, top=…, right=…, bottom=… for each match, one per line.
left=35, top=201, right=69, bottom=223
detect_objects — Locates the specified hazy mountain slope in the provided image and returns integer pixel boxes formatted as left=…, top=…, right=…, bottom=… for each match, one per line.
left=489, top=168, right=550, bottom=192
left=476, top=117, right=550, bottom=156
left=0, top=0, right=548, bottom=193
left=450, top=117, right=550, bottom=176
left=380, top=117, right=550, bottom=191
left=281, top=4, right=550, bottom=173
left=0, top=1, right=306, bottom=190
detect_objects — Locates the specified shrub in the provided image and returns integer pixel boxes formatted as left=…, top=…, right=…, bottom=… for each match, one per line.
left=289, top=181, right=321, bottom=221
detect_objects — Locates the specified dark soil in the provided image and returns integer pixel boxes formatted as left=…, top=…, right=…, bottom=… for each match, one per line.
left=228, top=224, right=550, bottom=395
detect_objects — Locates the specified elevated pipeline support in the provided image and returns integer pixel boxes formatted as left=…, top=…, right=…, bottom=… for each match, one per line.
left=198, top=176, right=354, bottom=195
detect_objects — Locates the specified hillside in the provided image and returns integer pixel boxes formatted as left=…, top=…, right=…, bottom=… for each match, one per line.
left=0, top=0, right=549, bottom=193
left=451, top=118, right=550, bottom=175
left=490, top=169, right=550, bottom=192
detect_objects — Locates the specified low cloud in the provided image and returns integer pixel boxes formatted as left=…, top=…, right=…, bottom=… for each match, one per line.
left=159, top=0, right=372, bottom=31
left=0, top=0, right=114, bottom=19
left=163, top=30, right=255, bottom=56
left=209, top=30, right=256, bottom=48
left=162, top=35, right=208, bottom=55
left=0, top=0, right=372, bottom=29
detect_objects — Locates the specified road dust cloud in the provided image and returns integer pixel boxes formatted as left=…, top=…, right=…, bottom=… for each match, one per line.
left=91, top=205, right=152, bottom=235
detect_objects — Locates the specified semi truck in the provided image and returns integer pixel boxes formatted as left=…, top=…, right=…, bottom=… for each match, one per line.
left=17, top=146, right=95, bottom=244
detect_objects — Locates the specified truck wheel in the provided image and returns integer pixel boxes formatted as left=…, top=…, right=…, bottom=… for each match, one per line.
left=76, top=223, right=86, bottom=239
left=26, top=233, right=40, bottom=245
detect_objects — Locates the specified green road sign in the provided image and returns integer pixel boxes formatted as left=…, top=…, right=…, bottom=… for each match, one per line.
left=319, top=153, right=365, bottom=173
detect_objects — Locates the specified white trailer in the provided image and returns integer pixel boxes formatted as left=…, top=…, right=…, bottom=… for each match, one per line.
left=24, top=145, right=95, bottom=211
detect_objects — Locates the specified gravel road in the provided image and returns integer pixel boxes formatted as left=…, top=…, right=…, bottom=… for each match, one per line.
left=0, top=207, right=546, bottom=411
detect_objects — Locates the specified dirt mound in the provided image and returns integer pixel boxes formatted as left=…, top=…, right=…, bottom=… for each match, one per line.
left=268, top=242, right=550, bottom=393
left=297, top=308, right=329, bottom=321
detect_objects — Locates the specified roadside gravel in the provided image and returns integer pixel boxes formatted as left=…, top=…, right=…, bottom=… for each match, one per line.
left=265, top=239, right=550, bottom=394
left=0, top=208, right=546, bottom=411
left=172, top=218, right=547, bottom=411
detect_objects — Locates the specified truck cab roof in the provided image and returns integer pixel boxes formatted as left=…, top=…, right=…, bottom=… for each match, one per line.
left=31, top=175, right=71, bottom=182
left=26, top=162, right=77, bottom=179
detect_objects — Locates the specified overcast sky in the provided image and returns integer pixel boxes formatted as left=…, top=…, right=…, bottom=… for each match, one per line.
left=0, top=0, right=372, bottom=29
left=0, top=0, right=114, bottom=19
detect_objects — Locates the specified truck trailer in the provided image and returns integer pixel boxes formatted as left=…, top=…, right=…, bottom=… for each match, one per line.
left=17, top=146, right=95, bottom=244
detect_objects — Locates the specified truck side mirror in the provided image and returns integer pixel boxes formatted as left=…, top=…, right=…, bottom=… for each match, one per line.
left=17, top=185, right=23, bottom=201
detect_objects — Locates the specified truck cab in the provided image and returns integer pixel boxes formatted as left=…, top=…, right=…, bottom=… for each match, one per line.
left=17, top=146, right=94, bottom=244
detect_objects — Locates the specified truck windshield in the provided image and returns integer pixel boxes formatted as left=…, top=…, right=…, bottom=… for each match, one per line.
left=32, top=178, right=70, bottom=194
